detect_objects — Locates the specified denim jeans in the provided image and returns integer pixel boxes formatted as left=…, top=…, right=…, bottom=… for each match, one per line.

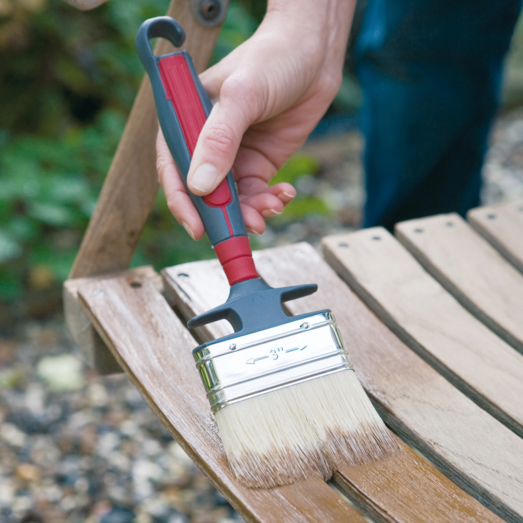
left=355, top=0, right=521, bottom=229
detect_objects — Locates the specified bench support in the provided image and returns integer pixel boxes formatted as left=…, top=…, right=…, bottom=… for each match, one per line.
left=65, top=0, right=226, bottom=373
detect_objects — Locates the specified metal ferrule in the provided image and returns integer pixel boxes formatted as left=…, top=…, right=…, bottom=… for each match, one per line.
left=193, top=311, right=353, bottom=412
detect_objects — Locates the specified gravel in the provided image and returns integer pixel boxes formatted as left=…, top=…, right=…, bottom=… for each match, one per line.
left=0, top=320, right=244, bottom=523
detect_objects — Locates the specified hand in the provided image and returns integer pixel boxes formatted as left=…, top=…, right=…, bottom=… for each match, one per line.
left=157, top=0, right=355, bottom=239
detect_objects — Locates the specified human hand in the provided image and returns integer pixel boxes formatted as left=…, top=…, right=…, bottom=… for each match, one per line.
left=157, top=0, right=355, bottom=239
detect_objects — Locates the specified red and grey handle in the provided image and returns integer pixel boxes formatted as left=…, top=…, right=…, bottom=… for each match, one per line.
left=137, top=17, right=258, bottom=287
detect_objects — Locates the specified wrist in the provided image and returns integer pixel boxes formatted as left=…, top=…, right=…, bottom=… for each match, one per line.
left=262, top=0, right=355, bottom=73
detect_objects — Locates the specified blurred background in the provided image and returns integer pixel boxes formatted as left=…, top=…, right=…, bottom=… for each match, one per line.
left=0, top=1, right=523, bottom=522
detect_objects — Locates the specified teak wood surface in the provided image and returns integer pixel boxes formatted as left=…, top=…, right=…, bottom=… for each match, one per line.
left=468, top=199, right=523, bottom=274
left=77, top=273, right=366, bottom=523
left=163, top=249, right=510, bottom=523
left=64, top=266, right=163, bottom=374
left=70, top=0, right=222, bottom=279
left=322, top=227, right=523, bottom=438
left=395, top=213, right=523, bottom=354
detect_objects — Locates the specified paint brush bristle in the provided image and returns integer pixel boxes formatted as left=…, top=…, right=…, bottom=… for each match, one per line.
left=215, top=369, right=398, bottom=488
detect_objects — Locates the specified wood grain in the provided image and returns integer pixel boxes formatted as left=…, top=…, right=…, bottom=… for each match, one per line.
left=77, top=273, right=366, bottom=523
left=70, top=0, right=223, bottom=279
left=64, top=266, right=163, bottom=374
left=396, top=213, right=523, bottom=354
left=468, top=199, right=523, bottom=274
left=333, top=438, right=503, bottom=523
left=322, top=227, right=523, bottom=438
left=163, top=257, right=506, bottom=523
left=239, top=243, right=522, bottom=522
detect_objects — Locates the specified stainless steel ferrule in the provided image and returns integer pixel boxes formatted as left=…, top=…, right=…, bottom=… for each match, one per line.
left=193, top=311, right=353, bottom=412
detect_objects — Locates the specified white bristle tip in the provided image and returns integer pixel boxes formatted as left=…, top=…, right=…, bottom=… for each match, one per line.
left=215, top=370, right=398, bottom=488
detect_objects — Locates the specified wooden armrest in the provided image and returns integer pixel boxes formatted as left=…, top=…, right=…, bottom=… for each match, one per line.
left=64, top=266, right=163, bottom=374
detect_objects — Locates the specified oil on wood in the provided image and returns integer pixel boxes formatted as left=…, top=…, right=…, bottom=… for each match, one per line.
left=230, top=242, right=523, bottom=522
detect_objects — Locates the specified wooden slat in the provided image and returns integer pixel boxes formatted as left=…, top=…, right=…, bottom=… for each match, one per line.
left=71, top=0, right=223, bottom=279
left=323, top=227, right=523, bottom=438
left=395, top=213, right=523, bottom=354
left=468, top=199, right=523, bottom=274
left=163, top=256, right=506, bottom=523
left=332, top=439, right=503, bottom=523
left=77, top=272, right=366, bottom=523
left=64, top=266, right=163, bottom=374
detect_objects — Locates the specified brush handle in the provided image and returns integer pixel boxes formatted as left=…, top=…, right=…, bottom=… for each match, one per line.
left=136, top=17, right=258, bottom=286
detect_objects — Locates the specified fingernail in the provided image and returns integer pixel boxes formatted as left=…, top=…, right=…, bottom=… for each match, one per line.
left=247, top=227, right=260, bottom=235
left=191, top=164, right=219, bottom=193
left=280, top=192, right=295, bottom=202
left=181, top=221, right=196, bottom=240
left=261, top=209, right=282, bottom=219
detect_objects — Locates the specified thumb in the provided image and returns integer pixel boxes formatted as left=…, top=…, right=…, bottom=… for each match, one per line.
left=187, top=79, right=260, bottom=196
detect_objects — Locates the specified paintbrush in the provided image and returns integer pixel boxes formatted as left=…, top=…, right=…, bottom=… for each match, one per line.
left=137, top=16, right=397, bottom=488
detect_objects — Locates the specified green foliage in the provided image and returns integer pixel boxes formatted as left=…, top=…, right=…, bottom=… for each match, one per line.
left=0, top=0, right=211, bottom=306
left=0, top=108, right=123, bottom=299
left=271, top=154, right=320, bottom=186
left=210, top=1, right=258, bottom=64
left=270, top=154, right=331, bottom=223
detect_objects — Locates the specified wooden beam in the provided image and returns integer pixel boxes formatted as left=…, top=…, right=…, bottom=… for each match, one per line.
left=322, top=226, right=523, bottom=438
left=70, top=0, right=224, bottom=279
left=260, top=242, right=522, bottom=522
left=66, top=0, right=225, bottom=372
left=64, top=265, right=163, bottom=374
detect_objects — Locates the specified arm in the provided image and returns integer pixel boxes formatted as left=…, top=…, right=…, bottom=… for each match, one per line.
left=157, top=0, right=356, bottom=239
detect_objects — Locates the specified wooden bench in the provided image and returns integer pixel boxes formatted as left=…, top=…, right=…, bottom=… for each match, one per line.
left=64, top=2, right=523, bottom=520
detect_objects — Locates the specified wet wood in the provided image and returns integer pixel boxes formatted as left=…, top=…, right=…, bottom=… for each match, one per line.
left=163, top=255, right=507, bottom=523
left=77, top=273, right=366, bottom=523
left=396, top=213, right=523, bottom=354
left=323, top=227, right=523, bottom=438
left=64, top=266, right=163, bottom=374
left=468, top=199, right=523, bottom=274
left=70, top=0, right=223, bottom=279
left=333, top=438, right=504, bottom=523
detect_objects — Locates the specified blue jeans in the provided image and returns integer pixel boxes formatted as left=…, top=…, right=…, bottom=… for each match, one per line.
left=355, top=0, right=521, bottom=229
